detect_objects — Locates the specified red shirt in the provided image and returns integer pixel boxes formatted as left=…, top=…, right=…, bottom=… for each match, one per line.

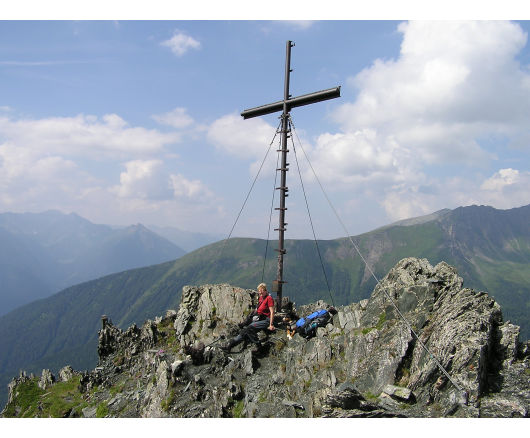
left=256, top=294, right=274, bottom=317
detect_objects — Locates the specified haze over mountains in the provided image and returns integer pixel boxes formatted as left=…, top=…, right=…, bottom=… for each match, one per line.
left=0, top=203, right=528, bottom=408
left=0, top=211, right=219, bottom=316
left=147, top=225, right=223, bottom=253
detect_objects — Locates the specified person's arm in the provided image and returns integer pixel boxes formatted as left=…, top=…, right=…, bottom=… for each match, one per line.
left=268, top=298, right=275, bottom=330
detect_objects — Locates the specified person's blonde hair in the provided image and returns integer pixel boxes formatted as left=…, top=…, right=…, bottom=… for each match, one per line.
left=257, top=283, right=267, bottom=291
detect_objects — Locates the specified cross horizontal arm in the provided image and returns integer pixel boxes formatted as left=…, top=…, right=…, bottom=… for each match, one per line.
left=241, top=86, right=341, bottom=120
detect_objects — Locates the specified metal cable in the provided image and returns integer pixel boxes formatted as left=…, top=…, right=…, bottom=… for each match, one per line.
left=289, top=117, right=467, bottom=398
left=217, top=120, right=282, bottom=263
left=289, top=118, right=335, bottom=307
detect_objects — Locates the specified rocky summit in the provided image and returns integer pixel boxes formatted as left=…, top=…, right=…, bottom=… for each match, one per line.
left=2, top=257, right=529, bottom=418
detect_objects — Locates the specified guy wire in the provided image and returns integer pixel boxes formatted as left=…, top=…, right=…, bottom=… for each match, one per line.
left=217, top=120, right=282, bottom=263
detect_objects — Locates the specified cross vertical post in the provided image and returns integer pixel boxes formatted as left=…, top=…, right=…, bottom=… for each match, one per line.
left=241, top=41, right=340, bottom=310
left=275, top=40, right=294, bottom=309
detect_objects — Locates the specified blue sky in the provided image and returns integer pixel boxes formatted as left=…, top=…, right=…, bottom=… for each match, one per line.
left=1, top=11, right=530, bottom=239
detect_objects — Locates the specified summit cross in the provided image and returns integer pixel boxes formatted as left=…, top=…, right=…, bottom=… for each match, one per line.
left=241, top=40, right=340, bottom=310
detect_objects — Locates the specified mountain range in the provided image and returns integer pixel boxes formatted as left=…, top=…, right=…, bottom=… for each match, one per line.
left=0, top=203, right=528, bottom=408
left=0, top=210, right=196, bottom=316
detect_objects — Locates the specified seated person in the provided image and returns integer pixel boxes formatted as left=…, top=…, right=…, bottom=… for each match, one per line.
left=221, top=283, right=275, bottom=352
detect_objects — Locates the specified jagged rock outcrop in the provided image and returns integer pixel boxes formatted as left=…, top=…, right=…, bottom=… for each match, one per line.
left=38, top=369, right=55, bottom=390
left=2, top=258, right=529, bottom=418
left=5, top=372, right=31, bottom=408
left=173, top=284, right=257, bottom=347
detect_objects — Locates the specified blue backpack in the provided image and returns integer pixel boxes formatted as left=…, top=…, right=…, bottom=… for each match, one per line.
left=295, top=309, right=330, bottom=338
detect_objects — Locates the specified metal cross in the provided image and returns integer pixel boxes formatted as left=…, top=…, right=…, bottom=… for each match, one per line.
left=241, top=40, right=340, bottom=310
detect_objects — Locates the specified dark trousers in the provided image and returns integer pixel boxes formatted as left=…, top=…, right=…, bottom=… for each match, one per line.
left=232, top=318, right=270, bottom=346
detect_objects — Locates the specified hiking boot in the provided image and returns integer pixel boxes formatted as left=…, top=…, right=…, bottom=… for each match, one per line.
left=250, top=343, right=262, bottom=353
left=220, top=338, right=239, bottom=353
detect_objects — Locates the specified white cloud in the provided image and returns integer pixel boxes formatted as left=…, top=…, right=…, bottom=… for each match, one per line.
left=161, top=31, right=201, bottom=57
left=103, top=159, right=218, bottom=231
left=381, top=190, right=433, bottom=222
left=334, top=21, right=530, bottom=158
left=379, top=167, right=530, bottom=222
left=0, top=113, right=180, bottom=158
left=380, top=178, right=462, bottom=222
left=0, top=112, right=183, bottom=210
left=152, top=107, right=194, bottom=129
left=0, top=141, right=89, bottom=210
left=310, top=21, right=530, bottom=222
left=308, top=130, right=413, bottom=186
left=207, top=113, right=278, bottom=160
left=112, top=160, right=171, bottom=200
left=170, top=173, right=212, bottom=200
left=0, top=142, right=78, bottom=184
left=0, top=110, right=220, bottom=232
left=111, top=159, right=213, bottom=203
left=478, top=168, right=530, bottom=208
left=206, top=113, right=284, bottom=180
left=481, top=168, right=520, bottom=191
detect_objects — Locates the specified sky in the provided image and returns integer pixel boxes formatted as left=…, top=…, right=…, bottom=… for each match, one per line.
left=1, top=5, right=530, bottom=240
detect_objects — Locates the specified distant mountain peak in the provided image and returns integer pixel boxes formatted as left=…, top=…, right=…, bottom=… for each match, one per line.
left=375, top=208, right=452, bottom=230
left=0, top=211, right=186, bottom=316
